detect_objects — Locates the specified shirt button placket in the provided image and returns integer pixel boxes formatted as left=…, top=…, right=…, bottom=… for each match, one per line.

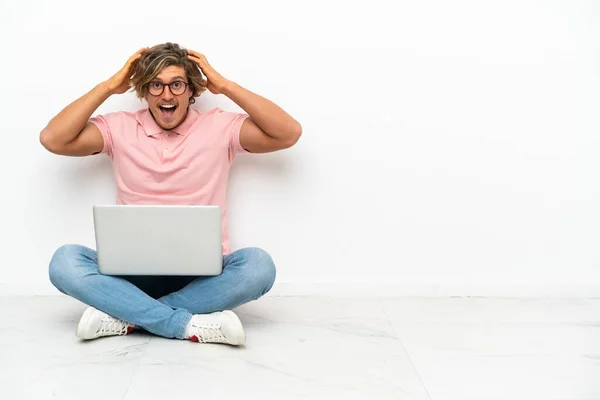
left=162, top=133, right=169, bottom=161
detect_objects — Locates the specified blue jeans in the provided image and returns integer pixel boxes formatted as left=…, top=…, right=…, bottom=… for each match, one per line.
left=48, top=244, right=276, bottom=339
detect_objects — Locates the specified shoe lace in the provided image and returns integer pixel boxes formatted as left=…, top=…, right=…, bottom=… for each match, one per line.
left=98, top=315, right=130, bottom=336
left=190, top=322, right=227, bottom=343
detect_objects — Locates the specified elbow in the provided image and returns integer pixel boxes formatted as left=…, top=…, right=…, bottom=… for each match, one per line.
left=284, top=122, right=302, bottom=148
left=39, top=128, right=52, bottom=150
left=294, top=122, right=302, bottom=141
left=39, top=128, right=61, bottom=154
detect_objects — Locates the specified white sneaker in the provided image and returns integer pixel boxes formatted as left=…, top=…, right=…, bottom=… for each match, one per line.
left=184, top=310, right=246, bottom=346
left=76, top=307, right=135, bottom=340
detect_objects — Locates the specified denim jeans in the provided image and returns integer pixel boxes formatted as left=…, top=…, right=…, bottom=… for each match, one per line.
left=48, top=244, right=276, bottom=339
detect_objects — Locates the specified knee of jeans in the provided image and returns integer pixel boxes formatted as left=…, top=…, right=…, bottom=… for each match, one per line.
left=48, top=244, right=91, bottom=290
left=243, top=247, right=277, bottom=295
left=255, top=248, right=277, bottom=294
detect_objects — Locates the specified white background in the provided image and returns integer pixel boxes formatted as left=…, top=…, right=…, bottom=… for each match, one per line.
left=2, top=0, right=600, bottom=296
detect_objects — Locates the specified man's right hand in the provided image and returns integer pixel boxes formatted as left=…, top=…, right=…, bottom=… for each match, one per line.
left=105, top=47, right=149, bottom=95
left=40, top=46, right=149, bottom=156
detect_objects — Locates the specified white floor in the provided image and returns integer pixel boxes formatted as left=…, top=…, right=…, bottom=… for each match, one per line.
left=1, top=296, right=599, bottom=399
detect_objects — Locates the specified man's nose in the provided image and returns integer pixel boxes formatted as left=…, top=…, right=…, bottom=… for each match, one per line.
left=161, top=85, right=174, bottom=100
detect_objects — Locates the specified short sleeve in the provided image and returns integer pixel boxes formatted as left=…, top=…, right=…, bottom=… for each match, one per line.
left=221, top=110, right=249, bottom=162
left=89, top=112, right=118, bottom=158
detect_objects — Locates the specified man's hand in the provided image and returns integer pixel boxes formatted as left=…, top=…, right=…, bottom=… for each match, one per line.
left=105, top=47, right=149, bottom=95
left=187, top=50, right=231, bottom=95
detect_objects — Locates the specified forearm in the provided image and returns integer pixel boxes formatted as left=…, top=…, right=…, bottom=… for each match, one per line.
left=40, top=82, right=112, bottom=146
left=221, top=82, right=302, bottom=141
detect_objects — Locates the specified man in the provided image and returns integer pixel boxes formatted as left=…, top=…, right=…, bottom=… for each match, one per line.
left=40, top=43, right=301, bottom=346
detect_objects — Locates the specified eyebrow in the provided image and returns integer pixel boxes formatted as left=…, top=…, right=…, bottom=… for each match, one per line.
left=152, top=76, right=186, bottom=83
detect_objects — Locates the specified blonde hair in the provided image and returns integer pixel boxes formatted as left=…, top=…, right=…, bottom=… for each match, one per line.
left=131, top=42, right=207, bottom=104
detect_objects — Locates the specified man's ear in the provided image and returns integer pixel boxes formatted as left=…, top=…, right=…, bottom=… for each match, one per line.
left=188, top=86, right=195, bottom=104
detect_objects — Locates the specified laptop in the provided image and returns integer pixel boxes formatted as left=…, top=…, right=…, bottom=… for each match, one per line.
left=93, top=205, right=223, bottom=276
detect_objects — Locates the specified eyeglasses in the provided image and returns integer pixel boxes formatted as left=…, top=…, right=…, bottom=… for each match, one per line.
left=145, top=80, right=189, bottom=96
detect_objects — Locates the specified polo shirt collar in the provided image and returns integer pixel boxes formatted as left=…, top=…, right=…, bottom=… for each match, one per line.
left=137, top=108, right=199, bottom=137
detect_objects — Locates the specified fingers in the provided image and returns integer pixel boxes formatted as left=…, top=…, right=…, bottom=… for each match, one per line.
left=187, top=54, right=203, bottom=64
left=186, top=50, right=208, bottom=64
left=186, top=49, right=201, bottom=57
left=126, top=47, right=149, bottom=67
left=130, top=47, right=148, bottom=61
left=134, top=46, right=149, bottom=56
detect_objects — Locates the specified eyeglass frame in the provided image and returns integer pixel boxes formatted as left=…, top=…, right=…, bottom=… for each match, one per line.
left=144, top=80, right=191, bottom=96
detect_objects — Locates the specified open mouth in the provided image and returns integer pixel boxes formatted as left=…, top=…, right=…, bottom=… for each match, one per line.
left=159, top=104, right=177, bottom=118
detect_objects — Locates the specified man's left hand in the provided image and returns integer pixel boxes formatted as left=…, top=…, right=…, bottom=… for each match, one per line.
left=187, top=50, right=230, bottom=95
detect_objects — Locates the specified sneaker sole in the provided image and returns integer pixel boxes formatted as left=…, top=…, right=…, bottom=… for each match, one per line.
left=76, top=307, right=97, bottom=340
left=222, top=310, right=246, bottom=346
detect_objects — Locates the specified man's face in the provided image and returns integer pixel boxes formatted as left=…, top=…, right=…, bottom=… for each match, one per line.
left=145, top=65, right=192, bottom=130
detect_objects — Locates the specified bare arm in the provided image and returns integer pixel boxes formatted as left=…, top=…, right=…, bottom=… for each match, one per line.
left=40, top=83, right=112, bottom=156
left=186, top=50, right=302, bottom=153
left=40, top=47, right=148, bottom=156
left=222, top=82, right=302, bottom=152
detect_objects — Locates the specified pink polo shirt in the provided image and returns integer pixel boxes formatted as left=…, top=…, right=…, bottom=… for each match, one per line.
left=90, top=107, right=249, bottom=255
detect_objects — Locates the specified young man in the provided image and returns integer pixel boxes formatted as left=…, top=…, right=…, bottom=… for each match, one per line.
left=40, top=43, right=301, bottom=346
